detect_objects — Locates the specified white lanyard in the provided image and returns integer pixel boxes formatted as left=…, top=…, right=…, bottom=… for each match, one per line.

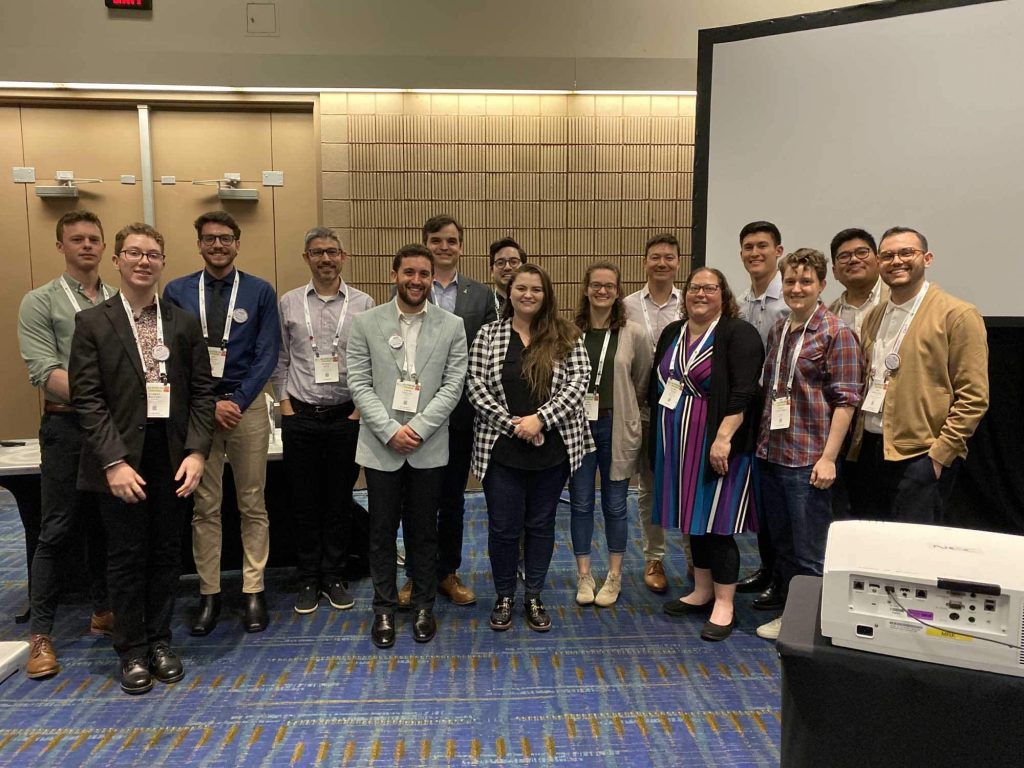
left=641, top=289, right=681, bottom=349
left=772, top=313, right=813, bottom=397
left=198, top=271, right=240, bottom=348
left=303, top=283, right=350, bottom=359
left=399, top=313, right=422, bottom=379
left=60, top=276, right=110, bottom=313
left=671, top=317, right=719, bottom=379
left=875, top=283, right=929, bottom=381
left=586, top=329, right=613, bottom=392
left=121, top=293, right=167, bottom=381
left=493, top=289, right=502, bottom=317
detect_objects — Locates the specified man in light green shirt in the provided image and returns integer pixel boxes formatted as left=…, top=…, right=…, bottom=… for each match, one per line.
left=17, top=210, right=116, bottom=680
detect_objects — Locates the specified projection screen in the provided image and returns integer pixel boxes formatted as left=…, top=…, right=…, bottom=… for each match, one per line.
left=693, top=0, right=1023, bottom=322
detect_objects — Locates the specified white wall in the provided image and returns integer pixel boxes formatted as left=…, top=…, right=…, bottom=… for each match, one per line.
left=0, top=0, right=863, bottom=90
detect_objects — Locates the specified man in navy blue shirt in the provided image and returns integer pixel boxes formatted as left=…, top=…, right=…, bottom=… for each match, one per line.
left=163, top=211, right=280, bottom=635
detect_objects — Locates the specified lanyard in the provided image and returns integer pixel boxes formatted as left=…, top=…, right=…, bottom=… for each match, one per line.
left=60, top=276, right=110, bottom=313
left=493, top=289, right=502, bottom=317
left=199, top=271, right=240, bottom=348
left=398, top=312, right=423, bottom=379
left=772, top=313, right=813, bottom=397
left=121, top=293, right=167, bottom=382
left=586, top=329, right=613, bottom=393
left=641, top=289, right=681, bottom=349
left=671, top=317, right=719, bottom=379
left=303, top=283, right=350, bottom=359
left=875, top=283, right=929, bottom=380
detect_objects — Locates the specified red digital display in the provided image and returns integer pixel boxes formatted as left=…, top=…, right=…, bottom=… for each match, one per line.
left=105, top=0, right=153, bottom=9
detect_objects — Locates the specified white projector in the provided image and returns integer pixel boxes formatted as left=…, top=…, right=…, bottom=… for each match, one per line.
left=821, top=520, right=1024, bottom=677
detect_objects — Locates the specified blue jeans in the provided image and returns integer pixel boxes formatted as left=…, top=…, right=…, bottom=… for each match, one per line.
left=568, top=415, right=629, bottom=557
left=483, top=460, right=570, bottom=598
left=759, top=460, right=833, bottom=601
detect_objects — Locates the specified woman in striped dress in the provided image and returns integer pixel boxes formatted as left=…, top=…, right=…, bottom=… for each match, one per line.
left=649, top=267, right=764, bottom=641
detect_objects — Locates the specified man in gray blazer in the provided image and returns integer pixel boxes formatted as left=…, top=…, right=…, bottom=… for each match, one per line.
left=348, top=244, right=468, bottom=649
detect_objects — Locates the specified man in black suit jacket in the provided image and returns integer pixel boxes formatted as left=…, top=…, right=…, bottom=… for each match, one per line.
left=70, top=222, right=215, bottom=695
left=396, top=215, right=496, bottom=608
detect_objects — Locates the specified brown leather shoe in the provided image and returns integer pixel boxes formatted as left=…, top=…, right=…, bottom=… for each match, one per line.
left=90, top=610, right=115, bottom=637
left=26, top=634, right=59, bottom=679
left=398, top=579, right=413, bottom=609
left=438, top=573, right=476, bottom=606
left=644, top=560, right=668, bottom=593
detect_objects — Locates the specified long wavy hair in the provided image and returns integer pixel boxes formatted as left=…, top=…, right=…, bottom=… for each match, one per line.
left=679, top=267, right=739, bottom=321
left=502, top=264, right=579, bottom=400
left=574, top=260, right=627, bottom=333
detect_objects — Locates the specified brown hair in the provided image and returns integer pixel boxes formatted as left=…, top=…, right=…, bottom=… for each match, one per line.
left=114, top=222, right=165, bottom=255
left=574, top=261, right=627, bottom=332
left=56, top=210, right=104, bottom=242
left=503, top=264, right=579, bottom=401
left=680, top=267, right=739, bottom=321
left=779, top=248, right=828, bottom=282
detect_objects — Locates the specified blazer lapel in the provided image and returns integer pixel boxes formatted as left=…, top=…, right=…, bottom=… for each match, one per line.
left=414, top=307, right=442, bottom=375
left=375, top=301, right=406, bottom=377
left=107, top=301, right=146, bottom=385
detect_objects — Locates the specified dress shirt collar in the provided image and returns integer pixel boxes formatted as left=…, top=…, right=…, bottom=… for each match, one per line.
left=642, top=284, right=681, bottom=307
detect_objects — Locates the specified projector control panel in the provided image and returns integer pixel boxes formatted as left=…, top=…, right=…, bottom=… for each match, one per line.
left=845, top=575, right=1011, bottom=640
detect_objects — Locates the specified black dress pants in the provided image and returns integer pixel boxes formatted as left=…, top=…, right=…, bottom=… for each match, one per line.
left=365, top=463, right=443, bottom=613
left=99, top=423, right=184, bottom=662
left=30, top=412, right=109, bottom=635
left=282, top=407, right=360, bottom=586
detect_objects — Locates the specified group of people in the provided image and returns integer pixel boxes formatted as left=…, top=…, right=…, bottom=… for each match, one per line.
left=16, top=209, right=988, bottom=695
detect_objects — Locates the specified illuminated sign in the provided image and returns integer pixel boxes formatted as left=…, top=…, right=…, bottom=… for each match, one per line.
left=105, top=0, right=153, bottom=9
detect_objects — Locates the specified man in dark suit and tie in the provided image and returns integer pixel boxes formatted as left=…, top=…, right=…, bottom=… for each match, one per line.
left=70, top=222, right=215, bottom=695
left=397, top=215, right=496, bottom=609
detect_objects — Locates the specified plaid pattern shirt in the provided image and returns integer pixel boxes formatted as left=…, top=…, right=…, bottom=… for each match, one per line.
left=466, top=318, right=595, bottom=480
left=756, top=304, right=863, bottom=467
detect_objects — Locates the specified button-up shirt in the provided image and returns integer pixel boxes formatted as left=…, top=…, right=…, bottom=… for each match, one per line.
left=18, top=273, right=116, bottom=400
left=739, top=273, right=790, bottom=349
left=623, top=285, right=682, bottom=350
left=273, top=280, right=375, bottom=406
left=398, top=303, right=428, bottom=377
left=133, top=303, right=162, bottom=384
left=163, top=268, right=280, bottom=410
left=756, top=304, right=863, bottom=467
left=832, top=278, right=885, bottom=337
left=431, top=272, right=459, bottom=313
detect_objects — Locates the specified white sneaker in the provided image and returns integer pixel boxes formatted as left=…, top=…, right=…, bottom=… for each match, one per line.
left=756, top=616, right=783, bottom=640
left=594, top=573, right=622, bottom=607
left=576, top=572, right=596, bottom=605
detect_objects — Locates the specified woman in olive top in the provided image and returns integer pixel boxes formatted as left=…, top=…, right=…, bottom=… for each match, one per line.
left=569, top=262, right=652, bottom=607
left=466, top=264, right=593, bottom=633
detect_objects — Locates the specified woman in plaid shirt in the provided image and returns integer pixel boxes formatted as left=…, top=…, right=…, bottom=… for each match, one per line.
left=754, top=249, right=863, bottom=642
left=466, top=264, right=594, bottom=633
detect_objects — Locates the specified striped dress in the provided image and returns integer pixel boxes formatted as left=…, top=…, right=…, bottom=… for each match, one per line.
left=653, top=325, right=758, bottom=535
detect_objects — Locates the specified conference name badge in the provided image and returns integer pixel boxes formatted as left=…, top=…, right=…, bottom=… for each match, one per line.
left=393, top=379, right=421, bottom=413
left=585, top=393, right=600, bottom=422
left=658, top=379, right=683, bottom=409
left=861, top=382, right=887, bottom=414
left=770, top=397, right=791, bottom=430
left=146, top=382, right=171, bottom=419
left=207, top=346, right=227, bottom=378
left=314, top=355, right=340, bottom=384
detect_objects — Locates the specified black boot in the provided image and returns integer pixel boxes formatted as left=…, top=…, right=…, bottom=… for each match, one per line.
left=243, top=591, right=269, bottom=633
left=190, top=593, right=221, bottom=636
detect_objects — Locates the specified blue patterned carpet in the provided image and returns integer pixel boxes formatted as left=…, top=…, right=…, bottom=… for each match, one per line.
left=0, top=489, right=781, bottom=767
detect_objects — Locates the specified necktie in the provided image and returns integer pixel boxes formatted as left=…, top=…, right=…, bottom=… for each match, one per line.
left=208, top=279, right=227, bottom=345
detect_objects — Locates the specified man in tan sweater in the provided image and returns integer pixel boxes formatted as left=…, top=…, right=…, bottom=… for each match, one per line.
left=847, top=226, right=989, bottom=523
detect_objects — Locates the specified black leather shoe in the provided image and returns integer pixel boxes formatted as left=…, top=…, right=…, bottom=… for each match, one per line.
left=752, top=583, right=786, bottom=611
left=371, top=613, right=396, bottom=648
left=412, top=609, right=437, bottom=643
left=243, top=592, right=269, bottom=633
left=190, top=593, right=221, bottom=636
left=149, top=643, right=184, bottom=684
left=490, top=596, right=514, bottom=631
left=524, top=598, right=551, bottom=632
left=120, top=657, right=153, bottom=695
left=700, top=617, right=736, bottom=642
left=663, top=597, right=714, bottom=617
left=736, top=568, right=772, bottom=594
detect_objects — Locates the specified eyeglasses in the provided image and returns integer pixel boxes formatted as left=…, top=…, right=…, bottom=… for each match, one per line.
left=878, top=247, right=923, bottom=263
left=687, top=283, right=720, bottom=295
left=493, top=258, right=522, bottom=269
left=835, top=246, right=874, bottom=264
left=588, top=282, right=617, bottom=294
left=200, top=234, right=237, bottom=246
left=307, top=248, right=342, bottom=258
left=119, top=249, right=165, bottom=263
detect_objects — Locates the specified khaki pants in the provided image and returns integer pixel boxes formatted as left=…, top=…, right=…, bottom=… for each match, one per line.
left=637, top=419, right=692, bottom=565
left=192, top=400, right=270, bottom=594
